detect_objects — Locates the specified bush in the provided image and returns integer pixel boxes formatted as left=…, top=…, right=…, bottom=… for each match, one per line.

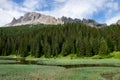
left=109, top=51, right=120, bottom=59
left=70, top=54, right=77, bottom=59
left=91, top=55, right=103, bottom=59
left=64, top=54, right=78, bottom=59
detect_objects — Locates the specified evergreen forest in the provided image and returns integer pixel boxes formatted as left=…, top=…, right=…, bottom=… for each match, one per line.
left=0, top=23, right=120, bottom=58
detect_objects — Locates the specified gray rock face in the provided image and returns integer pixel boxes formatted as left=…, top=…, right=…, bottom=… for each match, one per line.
left=61, top=16, right=81, bottom=23
left=82, top=19, right=107, bottom=27
left=6, top=12, right=107, bottom=27
left=61, top=16, right=107, bottom=27
left=116, top=20, right=120, bottom=25
left=10, top=17, right=17, bottom=25
left=7, top=12, right=64, bottom=26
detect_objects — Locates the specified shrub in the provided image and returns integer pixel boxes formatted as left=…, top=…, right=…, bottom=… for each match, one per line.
left=64, top=54, right=78, bottom=59
left=91, top=55, right=103, bottom=59
left=70, top=54, right=77, bottom=59
left=109, top=51, right=120, bottom=59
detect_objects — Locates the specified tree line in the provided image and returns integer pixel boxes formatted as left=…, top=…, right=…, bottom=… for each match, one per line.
left=0, top=23, right=120, bottom=58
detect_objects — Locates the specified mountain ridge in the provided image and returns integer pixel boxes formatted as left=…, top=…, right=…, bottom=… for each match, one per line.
left=6, top=12, right=107, bottom=27
left=6, top=12, right=63, bottom=26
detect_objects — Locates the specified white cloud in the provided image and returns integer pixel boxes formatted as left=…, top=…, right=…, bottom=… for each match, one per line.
left=0, top=0, right=120, bottom=26
left=0, top=9, right=13, bottom=26
left=44, top=0, right=107, bottom=19
left=54, top=0, right=67, bottom=3
left=106, top=2, right=118, bottom=11
left=105, top=14, right=120, bottom=25
left=23, top=0, right=46, bottom=10
left=0, top=0, right=16, bottom=10
left=104, top=1, right=120, bottom=25
left=0, top=0, right=24, bottom=26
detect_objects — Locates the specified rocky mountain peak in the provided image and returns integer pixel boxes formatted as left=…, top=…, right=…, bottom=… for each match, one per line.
left=61, top=17, right=106, bottom=27
left=7, top=12, right=64, bottom=26
left=23, top=12, right=41, bottom=21
left=82, top=18, right=107, bottom=27
left=11, top=17, right=17, bottom=25
left=6, top=12, right=107, bottom=27
left=116, top=20, right=120, bottom=25
left=61, top=16, right=81, bottom=23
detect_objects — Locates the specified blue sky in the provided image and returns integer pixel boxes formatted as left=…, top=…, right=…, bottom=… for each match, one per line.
left=0, top=0, right=120, bottom=26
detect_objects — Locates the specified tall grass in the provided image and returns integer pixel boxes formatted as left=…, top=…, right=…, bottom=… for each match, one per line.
left=37, top=58, right=120, bottom=66
left=0, top=65, right=64, bottom=80
left=1, top=65, right=120, bottom=80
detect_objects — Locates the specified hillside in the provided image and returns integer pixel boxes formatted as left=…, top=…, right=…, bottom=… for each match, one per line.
left=0, top=23, right=120, bottom=58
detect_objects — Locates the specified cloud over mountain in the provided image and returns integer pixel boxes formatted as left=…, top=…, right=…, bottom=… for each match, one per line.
left=0, top=0, right=120, bottom=26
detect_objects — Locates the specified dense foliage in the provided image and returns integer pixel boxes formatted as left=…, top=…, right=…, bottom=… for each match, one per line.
left=0, top=23, right=120, bottom=58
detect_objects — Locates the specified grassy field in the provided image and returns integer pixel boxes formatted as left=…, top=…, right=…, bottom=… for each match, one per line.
left=1, top=59, right=120, bottom=80
left=0, top=65, right=64, bottom=80
left=0, top=65, right=120, bottom=80
left=36, top=58, right=120, bottom=65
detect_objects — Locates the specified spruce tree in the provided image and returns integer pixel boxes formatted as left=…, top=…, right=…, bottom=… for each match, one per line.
left=99, top=38, right=109, bottom=55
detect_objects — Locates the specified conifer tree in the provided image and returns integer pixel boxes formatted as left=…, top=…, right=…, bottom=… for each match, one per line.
left=99, top=38, right=109, bottom=55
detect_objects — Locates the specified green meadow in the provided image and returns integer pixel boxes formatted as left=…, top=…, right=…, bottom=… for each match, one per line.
left=1, top=58, right=120, bottom=80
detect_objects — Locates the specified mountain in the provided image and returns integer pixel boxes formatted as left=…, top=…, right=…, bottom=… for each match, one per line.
left=6, top=12, right=107, bottom=27
left=6, top=12, right=64, bottom=26
left=117, top=20, right=120, bottom=25
left=61, top=16, right=107, bottom=27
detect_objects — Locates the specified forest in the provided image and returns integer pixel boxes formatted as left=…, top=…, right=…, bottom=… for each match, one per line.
left=0, top=23, right=120, bottom=58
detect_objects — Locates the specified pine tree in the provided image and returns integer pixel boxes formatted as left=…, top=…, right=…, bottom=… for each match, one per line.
left=99, top=38, right=109, bottom=55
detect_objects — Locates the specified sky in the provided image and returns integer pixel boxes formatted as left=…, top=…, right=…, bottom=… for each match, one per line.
left=0, top=0, right=120, bottom=26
